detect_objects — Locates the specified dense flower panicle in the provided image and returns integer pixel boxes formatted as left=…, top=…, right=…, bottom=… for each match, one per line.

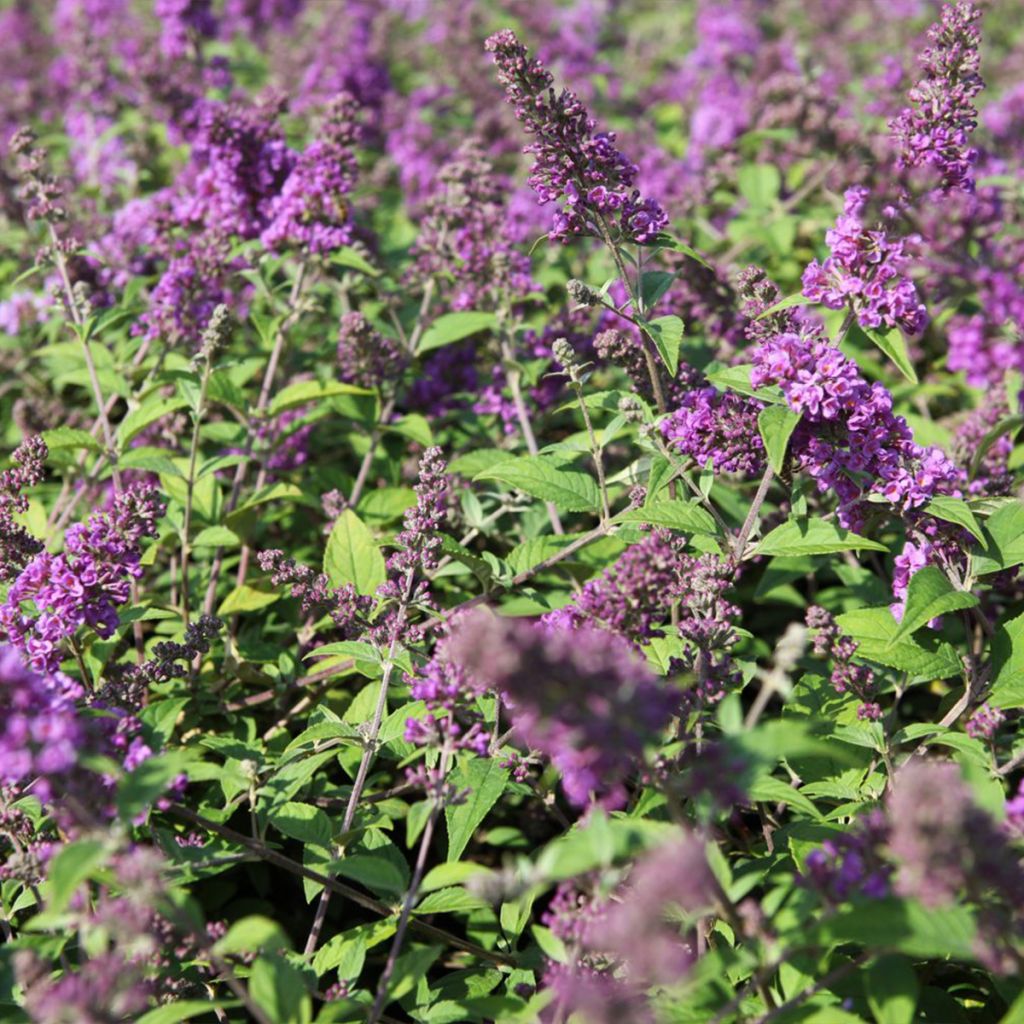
left=485, top=29, right=667, bottom=245
left=0, top=646, right=82, bottom=795
left=965, top=703, right=1005, bottom=742
left=257, top=550, right=371, bottom=639
left=673, top=553, right=742, bottom=705
left=448, top=610, right=676, bottom=808
left=0, top=486, right=164, bottom=674
left=661, top=386, right=765, bottom=476
left=750, top=324, right=959, bottom=527
left=336, top=311, right=407, bottom=392
left=951, top=397, right=1015, bottom=495
left=403, top=643, right=488, bottom=755
left=177, top=95, right=294, bottom=239
left=946, top=267, right=1024, bottom=386
left=888, top=761, right=1024, bottom=910
left=593, top=833, right=712, bottom=985
left=409, top=140, right=535, bottom=311
left=260, top=92, right=360, bottom=255
left=890, top=1, right=984, bottom=193
left=802, top=810, right=892, bottom=902
left=541, top=529, right=686, bottom=644
left=0, top=435, right=47, bottom=582
left=806, top=606, right=880, bottom=719
left=801, top=186, right=927, bottom=335
left=385, top=446, right=449, bottom=578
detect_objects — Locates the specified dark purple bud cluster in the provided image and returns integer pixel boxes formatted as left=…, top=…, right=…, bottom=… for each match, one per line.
left=448, top=609, right=677, bottom=809
left=661, top=386, right=765, bottom=476
left=806, top=606, right=881, bottom=720
left=257, top=550, right=371, bottom=640
left=542, top=529, right=687, bottom=645
left=485, top=30, right=667, bottom=245
left=337, top=311, right=407, bottom=392
left=0, top=435, right=47, bottom=582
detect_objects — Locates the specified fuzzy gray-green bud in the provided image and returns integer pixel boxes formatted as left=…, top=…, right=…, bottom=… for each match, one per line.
left=566, top=278, right=601, bottom=308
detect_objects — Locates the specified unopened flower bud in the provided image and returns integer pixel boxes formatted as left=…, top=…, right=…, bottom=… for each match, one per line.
left=619, top=395, right=645, bottom=424
left=567, top=278, right=601, bottom=308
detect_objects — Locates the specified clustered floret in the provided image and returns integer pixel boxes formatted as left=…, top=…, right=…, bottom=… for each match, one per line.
left=0, top=485, right=165, bottom=674
left=801, top=186, right=928, bottom=335
left=448, top=609, right=677, bottom=809
left=485, top=29, right=667, bottom=245
left=890, top=1, right=984, bottom=194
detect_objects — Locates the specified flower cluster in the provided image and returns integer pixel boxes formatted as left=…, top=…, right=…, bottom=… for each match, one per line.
left=448, top=609, right=677, bottom=808
left=887, top=760, right=1024, bottom=971
left=257, top=550, right=371, bottom=640
left=260, top=92, right=360, bottom=256
left=541, top=529, right=686, bottom=645
left=0, top=646, right=82, bottom=797
left=890, top=1, right=984, bottom=194
left=661, top=386, right=765, bottom=475
left=674, top=553, right=743, bottom=706
left=403, top=641, right=488, bottom=756
left=0, top=435, right=47, bottom=582
left=801, top=187, right=927, bottom=335
left=749, top=321, right=959, bottom=527
left=802, top=810, right=892, bottom=902
left=485, top=30, right=667, bottom=244
left=336, top=311, right=407, bottom=392
left=806, top=606, right=881, bottom=719
left=0, top=486, right=164, bottom=674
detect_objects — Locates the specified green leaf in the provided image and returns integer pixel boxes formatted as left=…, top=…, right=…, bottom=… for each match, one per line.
left=446, top=759, right=509, bottom=862
left=214, top=915, right=292, bottom=955
left=754, top=293, right=815, bottom=320
left=748, top=774, right=823, bottom=820
left=989, top=610, right=1024, bottom=709
left=645, top=315, right=684, bottom=376
left=137, top=1002, right=236, bottom=1024
left=813, top=898, right=976, bottom=960
left=864, top=327, right=918, bottom=384
left=331, top=246, right=380, bottom=277
left=44, top=839, right=108, bottom=916
left=737, top=163, right=781, bottom=207
left=268, top=380, right=370, bottom=416
left=889, top=566, right=978, bottom=643
left=116, top=398, right=189, bottom=446
left=620, top=499, right=718, bottom=535
left=270, top=802, right=332, bottom=846
left=323, top=509, right=386, bottom=596
left=644, top=233, right=712, bottom=268
left=754, top=518, right=888, bottom=557
left=333, top=854, right=406, bottom=896
left=475, top=456, right=600, bottom=512
left=192, top=525, right=241, bottom=547
left=248, top=954, right=311, bottom=1024
left=417, top=311, right=497, bottom=355
left=117, top=751, right=191, bottom=821
left=704, top=364, right=787, bottom=404
left=865, top=955, right=920, bottom=1024
left=42, top=426, right=103, bottom=453
left=972, top=500, right=1024, bottom=575
left=757, top=405, right=801, bottom=475
left=835, top=607, right=962, bottom=679
left=218, top=583, right=281, bottom=616
left=925, top=496, right=985, bottom=546
left=639, top=270, right=676, bottom=310
left=969, top=415, right=1023, bottom=481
